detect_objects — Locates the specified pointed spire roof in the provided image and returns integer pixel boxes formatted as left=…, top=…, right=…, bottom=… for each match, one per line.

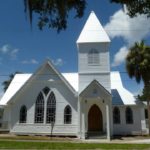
left=77, top=11, right=110, bottom=43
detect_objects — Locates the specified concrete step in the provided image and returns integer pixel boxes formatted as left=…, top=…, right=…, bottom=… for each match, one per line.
left=87, top=132, right=107, bottom=139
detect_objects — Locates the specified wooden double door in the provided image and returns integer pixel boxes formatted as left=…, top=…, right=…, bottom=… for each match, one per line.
left=88, top=104, right=103, bottom=132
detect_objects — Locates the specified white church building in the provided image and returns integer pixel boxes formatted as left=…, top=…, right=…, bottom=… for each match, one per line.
left=0, top=12, right=148, bottom=140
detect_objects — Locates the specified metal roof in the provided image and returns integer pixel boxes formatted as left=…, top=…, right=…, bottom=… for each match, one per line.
left=77, top=11, right=110, bottom=43
left=0, top=71, right=136, bottom=106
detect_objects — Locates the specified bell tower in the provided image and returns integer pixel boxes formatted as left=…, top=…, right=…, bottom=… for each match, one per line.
left=76, top=11, right=111, bottom=93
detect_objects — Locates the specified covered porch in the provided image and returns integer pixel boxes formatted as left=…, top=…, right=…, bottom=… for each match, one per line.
left=78, top=80, right=112, bottom=140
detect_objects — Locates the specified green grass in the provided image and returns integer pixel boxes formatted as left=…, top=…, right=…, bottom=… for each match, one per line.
left=0, top=140, right=150, bottom=149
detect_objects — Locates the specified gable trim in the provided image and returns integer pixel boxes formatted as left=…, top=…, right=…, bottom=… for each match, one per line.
left=46, top=60, right=77, bottom=95
left=6, top=59, right=77, bottom=105
left=80, top=79, right=111, bottom=98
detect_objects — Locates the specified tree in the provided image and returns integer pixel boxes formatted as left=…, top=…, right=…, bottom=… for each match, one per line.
left=2, top=72, right=21, bottom=92
left=111, top=0, right=150, bottom=18
left=126, top=41, right=150, bottom=134
left=138, top=85, right=150, bottom=134
left=24, top=0, right=86, bottom=32
left=138, top=85, right=150, bottom=102
left=24, top=0, right=150, bottom=32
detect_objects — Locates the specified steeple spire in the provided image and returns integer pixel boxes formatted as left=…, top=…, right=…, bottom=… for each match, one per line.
left=77, top=11, right=110, bottom=43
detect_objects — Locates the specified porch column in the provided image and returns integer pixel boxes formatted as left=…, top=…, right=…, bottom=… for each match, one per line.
left=78, top=97, right=81, bottom=138
left=106, top=104, right=111, bottom=140
left=81, top=99, right=86, bottom=139
left=84, top=99, right=88, bottom=138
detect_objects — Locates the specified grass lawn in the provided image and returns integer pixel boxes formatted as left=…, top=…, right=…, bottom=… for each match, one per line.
left=0, top=140, right=150, bottom=149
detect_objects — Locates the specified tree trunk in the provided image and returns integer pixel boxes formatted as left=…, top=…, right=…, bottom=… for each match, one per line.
left=147, top=99, right=150, bottom=135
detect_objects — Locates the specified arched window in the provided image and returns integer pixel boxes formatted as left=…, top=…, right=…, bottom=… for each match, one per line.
left=113, top=107, right=120, bottom=124
left=46, top=92, right=56, bottom=123
left=64, top=105, right=72, bottom=124
left=88, top=49, right=99, bottom=65
left=35, top=92, right=44, bottom=123
left=126, top=107, right=133, bottom=124
left=145, top=109, right=148, bottom=119
left=43, top=87, right=50, bottom=96
left=19, top=105, right=27, bottom=123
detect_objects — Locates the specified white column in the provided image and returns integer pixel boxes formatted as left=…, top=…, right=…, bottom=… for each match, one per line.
left=140, top=107, right=147, bottom=134
left=106, top=104, right=111, bottom=140
left=84, top=100, right=88, bottom=138
left=81, top=100, right=86, bottom=139
left=78, top=98, right=81, bottom=138
left=78, top=97, right=81, bottom=138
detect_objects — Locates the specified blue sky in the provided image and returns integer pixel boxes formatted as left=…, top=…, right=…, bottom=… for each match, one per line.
left=0, top=0, right=150, bottom=97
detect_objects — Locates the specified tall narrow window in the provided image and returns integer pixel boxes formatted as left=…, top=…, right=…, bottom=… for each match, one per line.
left=113, top=107, right=120, bottom=124
left=35, top=92, right=44, bottom=123
left=126, top=107, right=133, bottom=124
left=145, top=109, right=148, bottom=119
left=64, top=105, right=72, bottom=124
left=88, top=49, right=99, bottom=65
left=19, top=105, right=27, bottom=123
left=46, top=92, right=56, bottom=123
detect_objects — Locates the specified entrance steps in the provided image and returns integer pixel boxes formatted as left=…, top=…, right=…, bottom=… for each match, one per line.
left=87, top=132, right=107, bottom=139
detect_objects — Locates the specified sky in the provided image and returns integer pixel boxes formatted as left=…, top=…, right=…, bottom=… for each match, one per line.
left=0, top=0, right=150, bottom=98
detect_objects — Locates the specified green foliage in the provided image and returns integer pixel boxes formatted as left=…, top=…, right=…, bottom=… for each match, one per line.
left=111, top=0, right=150, bottom=18
left=138, top=85, right=150, bottom=101
left=126, top=41, right=150, bottom=135
left=24, top=0, right=86, bottom=32
left=126, top=41, right=150, bottom=85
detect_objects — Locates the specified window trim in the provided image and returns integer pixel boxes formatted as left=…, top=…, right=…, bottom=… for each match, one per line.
left=34, top=92, right=44, bottom=123
left=43, top=87, right=50, bottom=96
left=145, top=109, right=148, bottom=119
left=113, top=107, right=120, bottom=124
left=126, top=107, right=133, bottom=124
left=64, top=105, right=72, bottom=124
left=19, top=105, right=27, bottom=123
left=46, top=92, right=56, bottom=124
left=88, top=49, right=100, bottom=66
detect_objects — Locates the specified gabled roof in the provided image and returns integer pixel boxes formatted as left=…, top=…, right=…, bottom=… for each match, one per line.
left=111, top=89, right=124, bottom=105
left=62, top=73, right=78, bottom=91
left=44, top=60, right=77, bottom=95
left=0, top=71, right=136, bottom=106
left=111, top=72, right=136, bottom=105
left=0, top=60, right=77, bottom=105
left=77, top=11, right=110, bottom=43
left=0, top=74, right=31, bottom=105
left=79, top=79, right=111, bottom=99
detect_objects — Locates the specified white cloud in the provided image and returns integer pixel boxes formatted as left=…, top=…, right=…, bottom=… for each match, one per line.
left=105, top=9, right=150, bottom=67
left=104, top=9, right=150, bottom=45
left=112, top=46, right=128, bottom=67
left=0, top=44, right=19, bottom=60
left=52, top=58, right=64, bottom=66
left=0, top=44, right=10, bottom=54
left=21, top=59, right=39, bottom=64
left=10, top=49, right=19, bottom=60
left=31, top=59, right=39, bottom=64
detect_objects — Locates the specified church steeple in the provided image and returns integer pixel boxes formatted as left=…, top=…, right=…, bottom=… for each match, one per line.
left=77, top=11, right=110, bottom=43
left=77, top=11, right=111, bottom=93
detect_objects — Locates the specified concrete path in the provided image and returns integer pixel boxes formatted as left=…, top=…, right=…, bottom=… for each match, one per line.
left=0, top=134, right=150, bottom=144
left=81, top=138, right=150, bottom=144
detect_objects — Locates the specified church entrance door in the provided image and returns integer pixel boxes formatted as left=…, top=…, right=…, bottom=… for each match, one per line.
left=88, top=104, right=103, bottom=132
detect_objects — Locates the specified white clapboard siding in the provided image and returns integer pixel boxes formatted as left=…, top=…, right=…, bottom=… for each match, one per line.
left=8, top=64, right=78, bottom=135
left=78, top=43, right=110, bottom=73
